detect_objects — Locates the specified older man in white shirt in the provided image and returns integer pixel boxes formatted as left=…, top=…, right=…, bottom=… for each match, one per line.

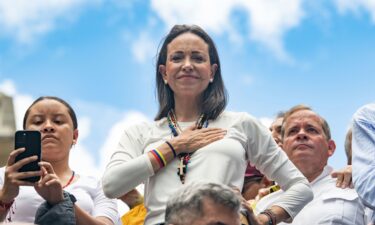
left=255, top=105, right=365, bottom=225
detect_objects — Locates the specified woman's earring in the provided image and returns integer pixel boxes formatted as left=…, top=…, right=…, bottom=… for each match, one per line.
left=164, top=80, right=168, bottom=85
left=209, top=78, right=213, bottom=83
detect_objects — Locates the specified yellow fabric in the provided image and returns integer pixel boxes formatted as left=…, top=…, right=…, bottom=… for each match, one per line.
left=240, top=213, right=250, bottom=225
left=121, top=204, right=147, bottom=225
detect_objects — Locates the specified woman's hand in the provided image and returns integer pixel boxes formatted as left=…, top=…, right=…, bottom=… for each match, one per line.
left=0, top=148, right=40, bottom=202
left=331, top=165, right=353, bottom=189
left=34, top=162, right=64, bottom=205
left=171, top=124, right=226, bottom=154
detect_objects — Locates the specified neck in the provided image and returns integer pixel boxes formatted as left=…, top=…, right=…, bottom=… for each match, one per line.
left=304, top=168, right=324, bottom=183
left=173, top=96, right=200, bottom=122
left=50, top=159, right=72, bottom=179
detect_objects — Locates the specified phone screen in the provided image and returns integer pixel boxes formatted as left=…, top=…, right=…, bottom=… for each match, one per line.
left=14, top=130, right=41, bottom=182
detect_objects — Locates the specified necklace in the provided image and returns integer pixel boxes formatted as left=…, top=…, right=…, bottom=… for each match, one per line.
left=63, top=171, right=75, bottom=189
left=167, top=110, right=208, bottom=184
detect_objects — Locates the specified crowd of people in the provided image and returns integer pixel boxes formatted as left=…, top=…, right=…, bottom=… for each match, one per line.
left=0, top=24, right=374, bottom=225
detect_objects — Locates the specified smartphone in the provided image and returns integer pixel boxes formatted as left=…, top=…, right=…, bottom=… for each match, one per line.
left=14, top=130, right=41, bottom=182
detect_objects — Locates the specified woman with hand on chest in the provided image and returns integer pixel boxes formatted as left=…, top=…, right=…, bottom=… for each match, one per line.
left=103, top=24, right=313, bottom=225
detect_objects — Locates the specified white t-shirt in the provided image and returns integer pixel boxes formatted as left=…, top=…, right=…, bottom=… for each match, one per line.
left=255, top=166, right=366, bottom=225
left=0, top=168, right=120, bottom=224
left=103, top=111, right=313, bottom=225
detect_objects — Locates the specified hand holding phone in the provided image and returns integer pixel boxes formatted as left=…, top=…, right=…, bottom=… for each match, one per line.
left=14, top=130, right=42, bottom=182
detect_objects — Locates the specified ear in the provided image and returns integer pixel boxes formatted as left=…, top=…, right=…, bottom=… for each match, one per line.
left=72, top=129, right=79, bottom=145
left=159, top=65, right=167, bottom=81
left=210, top=63, right=218, bottom=80
left=327, top=140, right=336, bottom=157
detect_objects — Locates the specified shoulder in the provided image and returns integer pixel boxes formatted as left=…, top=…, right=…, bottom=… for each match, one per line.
left=353, top=103, right=375, bottom=122
left=217, top=111, right=260, bottom=126
left=73, top=174, right=102, bottom=190
left=318, top=176, right=360, bottom=203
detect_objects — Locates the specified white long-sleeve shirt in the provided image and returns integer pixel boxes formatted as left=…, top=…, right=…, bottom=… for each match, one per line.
left=255, top=166, right=366, bottom=225
left=103, top=111, right=313, bottom=225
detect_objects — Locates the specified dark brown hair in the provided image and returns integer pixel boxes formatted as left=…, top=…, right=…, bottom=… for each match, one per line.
left=23, top=96, right=78, bottom=130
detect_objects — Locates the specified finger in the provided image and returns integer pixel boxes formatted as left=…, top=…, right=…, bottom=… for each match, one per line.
left=241, top=201, right=257, bottom=225
left=331, top=171, right=338, bottom=178
left=7, top=148, right=25, bottom=166
left=11, top=156, right=38, bottom=171
left=15, top=170, right=41, bottom=179
left=341, top=173, right=352, bottom=189
left=200, top=127, right=226, bottom=134
left=336, top=174, right=343, bottom=188
left=38, top=173, right=58, bottom=186
left=16, top=180, right=37, bottom=186
left=39, top=161, right=55, bottom=174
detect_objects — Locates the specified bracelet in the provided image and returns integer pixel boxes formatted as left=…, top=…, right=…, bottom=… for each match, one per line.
left=154, top=149, right=167, bottom=166
left=151, top=149, right=167, bottom=168
left=260, top=209, right=276, bottom=225
left=165, top=141, right=177, bottom=157
left=0, top=199, right=14, bottom=210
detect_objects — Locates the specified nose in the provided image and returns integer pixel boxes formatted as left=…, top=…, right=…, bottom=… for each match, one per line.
left=182, top=58, right=193, bottom=72
left=296, top=129, right=308, bottom=140
left=41, top=120, right=55, bottom=133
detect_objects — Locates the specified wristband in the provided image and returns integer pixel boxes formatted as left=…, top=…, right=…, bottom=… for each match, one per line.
left=165, top=141, right=177, bottom=157
left=260, top=209, right=276, bottom=225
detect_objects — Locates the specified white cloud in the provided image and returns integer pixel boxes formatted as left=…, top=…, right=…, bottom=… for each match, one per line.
left=0, top=0, right=97, bottom=44
left=335, top=0, right=375, bottom=23
left=0, top=79, right=17, bottom=96
left=131, top=31, right=158, bottom=63
left=0, top=79, right=34, bottom=129
left=240, top=0, right=303, bottom=63
left=150, top=0, right=304, bottom=62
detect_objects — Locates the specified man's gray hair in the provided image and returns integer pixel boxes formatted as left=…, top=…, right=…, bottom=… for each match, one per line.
left=165, top=181, right=241, bottom=225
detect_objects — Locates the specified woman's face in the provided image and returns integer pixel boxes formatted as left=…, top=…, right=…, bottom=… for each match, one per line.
left=25, top=99, right=78, bottom=163
left=159, top=32, right=217, bottom=101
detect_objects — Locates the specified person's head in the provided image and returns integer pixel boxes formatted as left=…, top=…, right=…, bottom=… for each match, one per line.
left=344, top=127, right=352, bottom=165
left=269, top=111, right=285, bottom=146
left=155, top=24, right=227, bottom=121
left=281, top=105, right=336, bottom=182
left=165, top=182, right=241, bottom=225
left=23, top=96, right=78, bottom=163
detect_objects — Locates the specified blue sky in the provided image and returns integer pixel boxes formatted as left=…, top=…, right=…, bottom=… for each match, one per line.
left=1, top=0, right=375, bottom=176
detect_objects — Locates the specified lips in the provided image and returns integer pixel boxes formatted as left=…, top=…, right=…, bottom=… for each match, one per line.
left=42, top=135, right=58, bottom=142
left=177, top=74, right=198, bottom=79
left=294, top=143, right=312, bottom=150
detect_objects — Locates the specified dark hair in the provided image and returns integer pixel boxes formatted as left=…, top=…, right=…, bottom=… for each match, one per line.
left=281, top=104, right=331, bottom=141
left=23, top=96, right=78, bottom=130
left=155, top=24, right=228, bottom=121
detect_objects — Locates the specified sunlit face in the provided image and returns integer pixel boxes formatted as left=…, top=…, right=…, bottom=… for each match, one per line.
left=282, top=110, right=335, bottom=182
left=25, top=99, right=78, bottom=163
left=270, top=117, right=283, bottom=146
left=159, top=32, right=217, bottom=101
left=191, top=198, right=240, bottom=225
